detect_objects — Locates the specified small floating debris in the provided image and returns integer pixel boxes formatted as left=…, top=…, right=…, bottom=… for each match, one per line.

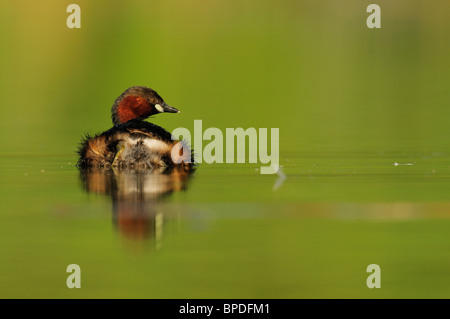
left=40, top=169, right=45, bottom=173
left=393, top=162, right=415, bottom=166
left=273, top=167, right=286, bottom=191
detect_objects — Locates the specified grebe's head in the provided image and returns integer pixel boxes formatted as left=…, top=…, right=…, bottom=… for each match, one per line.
left=111, top=86, right=179, bottom=125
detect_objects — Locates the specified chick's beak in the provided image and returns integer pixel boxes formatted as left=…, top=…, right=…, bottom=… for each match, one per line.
left=156, top=102, right=179, bottom=113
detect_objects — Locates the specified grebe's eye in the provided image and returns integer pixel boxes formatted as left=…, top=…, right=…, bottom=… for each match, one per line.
left=155, top=104, right=164, bottom=113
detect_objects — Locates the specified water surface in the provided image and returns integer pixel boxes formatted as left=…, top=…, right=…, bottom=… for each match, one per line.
left=1, top=150, right=449, bottom=298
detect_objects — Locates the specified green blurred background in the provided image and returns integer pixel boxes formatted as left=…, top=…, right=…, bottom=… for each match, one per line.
left=0, top=0, right=449, bottom=298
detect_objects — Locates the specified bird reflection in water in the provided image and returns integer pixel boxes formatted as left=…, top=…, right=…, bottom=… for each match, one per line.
left=79, top=166, right=194, bottom=246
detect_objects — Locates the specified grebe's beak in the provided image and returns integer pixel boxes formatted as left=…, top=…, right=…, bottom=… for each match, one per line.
left=155, top=103, right=180, bottom=113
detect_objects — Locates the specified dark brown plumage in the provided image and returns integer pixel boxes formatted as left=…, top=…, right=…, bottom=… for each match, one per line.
left=77, top=87, right=193, bottom=170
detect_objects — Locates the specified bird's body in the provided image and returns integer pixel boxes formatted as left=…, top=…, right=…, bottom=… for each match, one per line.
left=77, top=86, right=193, bottom=170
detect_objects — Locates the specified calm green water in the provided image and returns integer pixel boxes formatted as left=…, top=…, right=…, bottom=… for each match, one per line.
left=0, top=1, right=449, bottom=298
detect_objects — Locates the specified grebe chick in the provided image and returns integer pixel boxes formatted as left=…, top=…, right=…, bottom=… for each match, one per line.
left=77, top=86, right=193, bottom=170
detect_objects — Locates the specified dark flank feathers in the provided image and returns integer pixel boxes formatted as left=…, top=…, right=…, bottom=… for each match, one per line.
left=77, top=119, right=194, bottom=169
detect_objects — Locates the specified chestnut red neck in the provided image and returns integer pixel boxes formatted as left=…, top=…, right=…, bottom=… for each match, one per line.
left=113, top=95, right=153, bottom=125
left=111, top=86, right=179, bottom=125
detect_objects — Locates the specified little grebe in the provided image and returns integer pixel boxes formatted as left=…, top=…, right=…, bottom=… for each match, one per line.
left=77, top=86, right=193, bottom=170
